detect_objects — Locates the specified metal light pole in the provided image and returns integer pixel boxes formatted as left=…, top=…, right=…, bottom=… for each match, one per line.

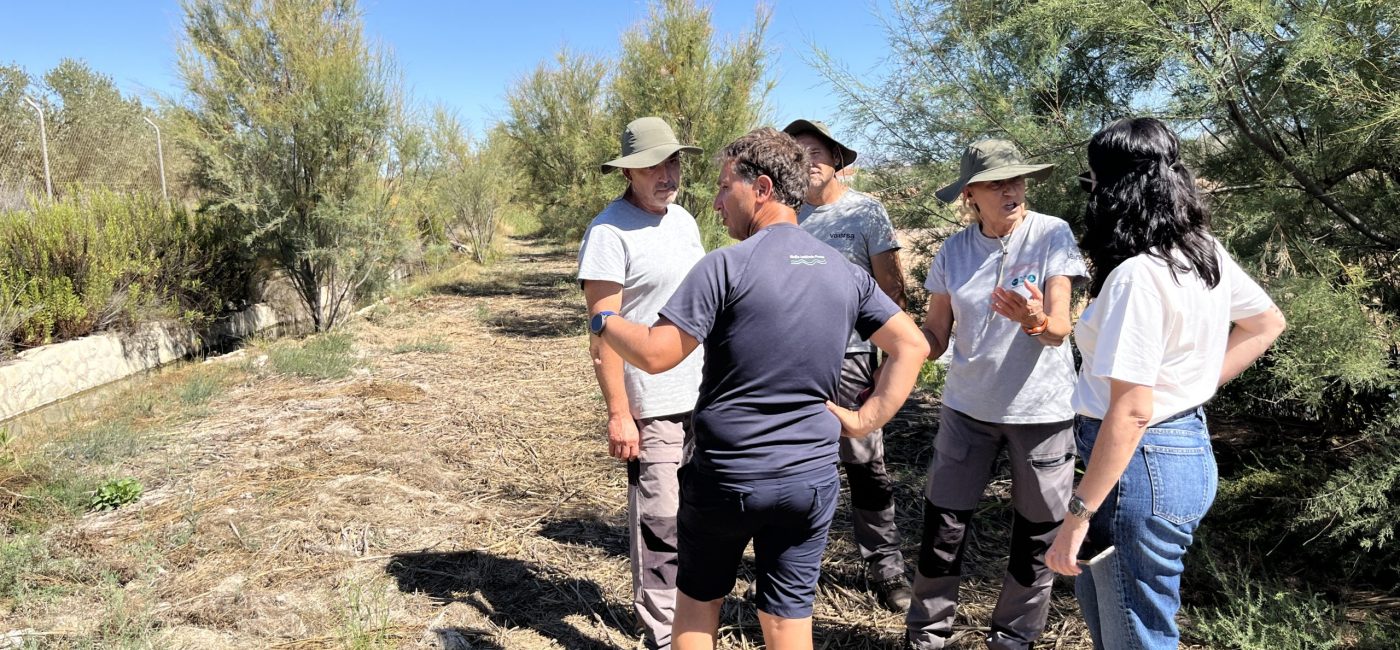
left=143, top=116, right=168, bottom=202
left=21, top=96, right=53, bottom=201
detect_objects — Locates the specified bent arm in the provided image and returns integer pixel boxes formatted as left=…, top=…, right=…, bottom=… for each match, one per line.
left=1036, top=275, right=1073, bottom=346
left=584, top=281, right=632, bottom=420
left=1219, top=305, right=1286, bottom=386
left=599, top=316, right=700, bottom=375
left=1047, top=379, right=1153, bottom=575
left=920, top=292, right=953, bottom=360
left=1075, top=380, right=1154, bottom=511
left=871, top=250, right=908, bottom=310
left=839, top=311, right=930, bottom=437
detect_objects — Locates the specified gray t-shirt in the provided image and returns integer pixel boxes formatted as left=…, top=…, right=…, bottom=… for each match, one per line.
left=578, top=198, right=705, bottom=419
left=923, top=211, right=1087, bottom=424
left=798, top=189, right=901, bottom=352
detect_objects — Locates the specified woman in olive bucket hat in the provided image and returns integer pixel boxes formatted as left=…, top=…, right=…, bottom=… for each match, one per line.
left=906, top=140, right=1088, bottom=650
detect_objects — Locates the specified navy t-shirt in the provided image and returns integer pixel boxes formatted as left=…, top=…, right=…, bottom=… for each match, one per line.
left=659, top=223, right=900, bottom=480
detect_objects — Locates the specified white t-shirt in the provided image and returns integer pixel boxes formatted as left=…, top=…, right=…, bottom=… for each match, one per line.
left=923, top=212, right=1088, bottom=424
left=1072, top=240, right=1275, bottom=425
left=577, top=198, right=705, bottom=419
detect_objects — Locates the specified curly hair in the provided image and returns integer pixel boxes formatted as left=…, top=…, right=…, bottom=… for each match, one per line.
left=1081, top=118, right=1220, bottom=298
left=719, top=128, right=809, bottom=209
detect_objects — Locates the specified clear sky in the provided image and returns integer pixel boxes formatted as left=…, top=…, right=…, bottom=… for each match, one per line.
left=1, top=0, right=894, bottom=143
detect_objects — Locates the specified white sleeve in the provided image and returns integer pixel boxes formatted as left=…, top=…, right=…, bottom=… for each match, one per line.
left=1046, top=222, right=1088, bottom=283
left=1220, top=249, right=1274, bottom=320
left=577, top=225, right=627, bottom=285
left=865, top=201, right=901, bottom=256
left=1088, top=270, right=1166, bottom=387
left=923, top=247, right=949, bottom=295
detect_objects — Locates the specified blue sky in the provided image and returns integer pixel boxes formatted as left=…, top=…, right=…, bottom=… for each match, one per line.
left=1, top=0, right=894, bottom=142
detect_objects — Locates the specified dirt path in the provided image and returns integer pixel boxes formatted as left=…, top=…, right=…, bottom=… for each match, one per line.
left=6, top=236, right=1098, bottom=649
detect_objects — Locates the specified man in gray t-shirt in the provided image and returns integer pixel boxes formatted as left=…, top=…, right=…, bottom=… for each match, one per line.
left=578, top=117, right=704, bottom=650
left=784, top=119, right=912, bottom=612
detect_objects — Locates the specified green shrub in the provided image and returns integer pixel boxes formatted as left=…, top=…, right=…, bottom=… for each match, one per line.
left=918, top=360, right=948, bottom=394
left=0, top=191, right=249, bottom=355
left=390, top=337, right=452, bottom=355
left=177, top=372, right=224, bottom=407
left=88, top=477, right=143, bottom=511
left=1187, top=583, right=1343, bottom=650
left=269, top=333, right=357, bottom=380
left=0, top=534, right=49, bottom=599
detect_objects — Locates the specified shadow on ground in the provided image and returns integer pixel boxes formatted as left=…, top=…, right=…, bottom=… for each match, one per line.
left=477, top=302, right=586, bottom=338
left=386, top=550, right=631, bottom=649
left=537, top=517, right=629, bottom=558
left=434, top=270, right=575, bottom=302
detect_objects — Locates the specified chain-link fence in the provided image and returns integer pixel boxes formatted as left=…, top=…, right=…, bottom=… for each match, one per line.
left=0, top=97, right=171, bottom=212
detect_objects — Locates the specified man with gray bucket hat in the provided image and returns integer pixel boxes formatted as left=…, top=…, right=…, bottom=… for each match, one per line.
left=578, top=116, right=706, bottom=650
left=908, top=138, right=1085, bottom=649
left=782, top=118, right=913, bottom=613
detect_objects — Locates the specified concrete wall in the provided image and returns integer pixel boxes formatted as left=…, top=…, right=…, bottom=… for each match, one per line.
left=0, top=303, right=282, bottom=423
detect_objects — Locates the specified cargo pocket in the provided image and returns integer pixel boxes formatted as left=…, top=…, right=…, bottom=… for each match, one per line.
left=1143, top=445, right=1216, bottom=525
left=1029, top=449, right=1073, bottom=470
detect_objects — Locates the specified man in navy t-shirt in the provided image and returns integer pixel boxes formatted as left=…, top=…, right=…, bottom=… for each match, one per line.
left=593, top=127, right=929, bottom=650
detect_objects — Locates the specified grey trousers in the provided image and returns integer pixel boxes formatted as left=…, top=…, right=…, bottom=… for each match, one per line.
left=628, top=413, right=691, bottom=650
left=836, top=352, right=906, bottom=582
left=907, top=407, right=1075, bottom=650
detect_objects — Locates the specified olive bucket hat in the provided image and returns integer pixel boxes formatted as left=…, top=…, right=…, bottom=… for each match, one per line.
left=782, top=119, right=858, bottom=171
left=600, top=117, right=702, bottom=174
left=935, top=139, right=1055, bottom=203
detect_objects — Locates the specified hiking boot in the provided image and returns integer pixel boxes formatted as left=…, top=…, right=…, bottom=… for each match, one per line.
left=873, top=574, right=913, bottom=613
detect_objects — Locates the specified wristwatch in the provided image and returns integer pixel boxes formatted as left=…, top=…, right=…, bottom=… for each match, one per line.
left=1067, top=494, right=1096, bottom=520
left=589, top=310, right=617, bottom=336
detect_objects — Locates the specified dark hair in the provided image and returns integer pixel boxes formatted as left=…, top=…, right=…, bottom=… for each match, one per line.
left=720, top=127, right=809, bottom=209
left=1081, top=117, right=1219, bottom=297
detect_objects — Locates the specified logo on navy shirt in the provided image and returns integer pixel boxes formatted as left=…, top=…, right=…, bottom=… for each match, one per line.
left=789, top=255, right=827, bottom=266
left=829, top=233, right=856, bottom=241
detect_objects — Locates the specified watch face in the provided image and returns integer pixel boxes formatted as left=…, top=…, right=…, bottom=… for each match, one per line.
left=590, top=311, right=612, bottom=335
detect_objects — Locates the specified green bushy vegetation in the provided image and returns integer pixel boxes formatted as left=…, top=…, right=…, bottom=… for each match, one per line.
left=267, top=333, right=358, bottom=380
left=817, top=0, right=1400, bottom=641
left=0, top=191, right=247, bottom=356
left=504, top=0, right=772, bottom=246
left=88, top=477, right=143, bottom=511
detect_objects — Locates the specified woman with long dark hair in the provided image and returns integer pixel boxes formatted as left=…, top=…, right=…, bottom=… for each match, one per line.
left=1045, top=118, right=1287, bottom=648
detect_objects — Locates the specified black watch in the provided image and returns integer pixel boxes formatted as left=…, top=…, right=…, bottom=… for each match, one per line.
left=589, top=310, right=617, bottom=336
left=1067, top=495, right=1096, bottom=520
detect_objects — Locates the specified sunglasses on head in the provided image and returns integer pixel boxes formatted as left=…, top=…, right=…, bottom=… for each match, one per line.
left=1077, top=171, right=1095, bottom=193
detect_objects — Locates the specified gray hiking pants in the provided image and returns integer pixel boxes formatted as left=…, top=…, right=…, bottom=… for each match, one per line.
left=907, top=406, right=1075, bottom=650
left=628, top=413, right=691, bottom=650
left=836, top=352, right=906, bottom=582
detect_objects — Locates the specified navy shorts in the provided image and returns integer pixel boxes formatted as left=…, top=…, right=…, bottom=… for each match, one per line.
left=675, top=463, right=840, bottom=618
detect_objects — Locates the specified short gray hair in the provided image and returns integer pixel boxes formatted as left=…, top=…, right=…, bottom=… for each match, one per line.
left=719, top=128, right=808, bottom=209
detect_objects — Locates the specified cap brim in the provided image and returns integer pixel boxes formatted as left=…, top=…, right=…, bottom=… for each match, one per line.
left=935, top=163, right=1055, bottom=203
left=600, top=144, right=702, bottom=174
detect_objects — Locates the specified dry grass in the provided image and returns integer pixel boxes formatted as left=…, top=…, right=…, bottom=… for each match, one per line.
left=0, top=236, right=1128, bottom=649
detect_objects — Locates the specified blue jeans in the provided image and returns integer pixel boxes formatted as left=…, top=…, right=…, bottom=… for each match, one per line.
left=1074, top=408, right=1216, bottom=650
